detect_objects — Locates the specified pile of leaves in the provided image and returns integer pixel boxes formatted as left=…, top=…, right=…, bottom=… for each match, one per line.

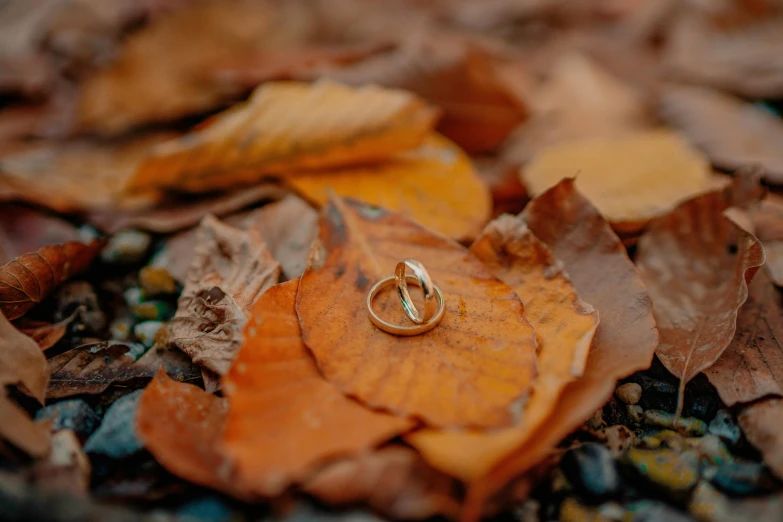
left=3, top=0, right=783, bottom=520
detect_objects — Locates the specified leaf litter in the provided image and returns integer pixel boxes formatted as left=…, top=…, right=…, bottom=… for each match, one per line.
left=3, top=1, right=783, bottom=521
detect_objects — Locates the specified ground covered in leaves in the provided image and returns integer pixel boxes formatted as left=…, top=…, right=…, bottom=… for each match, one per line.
left=3, top=1, right=783, bottom=521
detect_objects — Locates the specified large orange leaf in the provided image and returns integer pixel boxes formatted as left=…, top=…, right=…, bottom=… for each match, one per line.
left=0, top=239, right=103, bottom=320
left=407, top=214, right=598, bottom=482
left=287, top=134, right=491, bottom=242
left=296, top=197, right=539, bottom=429
left=461, top=180, right=658, bottom=521
left=128, top=81, right=439, bottom=193
left=222, top=279, right=413, bottom=496
left=636, top=182, right=765, bottom=413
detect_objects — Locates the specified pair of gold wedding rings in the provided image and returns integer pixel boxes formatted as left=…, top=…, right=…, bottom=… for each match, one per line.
left=366, top=258, right=445, bottom=336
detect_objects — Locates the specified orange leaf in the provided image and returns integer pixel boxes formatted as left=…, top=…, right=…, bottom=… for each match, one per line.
left=137, top=370, right=246, bottom=498
left=739, top=398, right=783, bottom=480
left=407, top=214, right=599, bottom=482
left=16, top=307, right=80, bottom=351
left=0, top=239, right=103, bottom=320
left=128, top=81, right=439, bottom=193
left=222, top=279, right=413, bottom=496
left=0, top=311, right=48, bottom=402
left=461, top=180, right=658, bottom=521
left=636, top=181, right=765, bottom=412
left=287, top=134, right=491, bottom=241
left=0, top=391, right=50, bottom=458
left=296, top=197, right=539, bottom=429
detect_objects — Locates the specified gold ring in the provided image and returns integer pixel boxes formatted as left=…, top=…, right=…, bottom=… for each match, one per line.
left=395, top=258, right=437, bottom=324
left=366, top=275, right=445, bottom=336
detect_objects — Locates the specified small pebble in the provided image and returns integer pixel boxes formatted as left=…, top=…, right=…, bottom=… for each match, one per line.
left=562, top=443, right=621, bottom=501
left=560, top=498, right=612, bottom=522
left=633, top=376, right=678, bottom=395
left=644, top=410, right=707, bottom=436
left=139, top=266, right=178, bottom=298
left=36, top=399, right=101, bottom=437
left=707, top=460, right=777, bottom=496
left=514, top=499, right=540, bottom=522
left=133, top=321, right=164, bottom=348
left=131, top=300, right=173, bottom=321
left=641, top=429, right=684, bottom=451
left=689, top=481, right=731, bottom=521
left=623, top=448, right=700, bottom=499
left=109, top=316, right=134, bottom=341
left=709, top=410, right=741, bottom=446
left=627, top=405, right=644, bottom=423
left=101, top=229, right=151, bottom=264
left=596, top=425, right=636, bottom=455
left=625, top=501, right=695, bottom=522
left=686, top=395, right=718, bottom=422
left=55, top=281, right=106, bottom=333
left=124, top=287, right=144, bottom=308
left=587, top=408, right=605, bottom=430
left=616, top=383, right=642, bottom=405
left=122, top=341, right=146, bottom=360
left=177, top=497, right=235, bottom=522
left=84, top=390, right=143, bottom=458
left=686, top=435, right=733, bottom=466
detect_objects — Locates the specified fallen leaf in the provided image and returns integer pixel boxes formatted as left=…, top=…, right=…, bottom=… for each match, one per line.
left=137, top=370, right=245, bottom=497
left=502, top=52, right=652, bottom=165
left=0, top=134, right=171, bottom=213
left=287, top=134, right=491, bottom=242
left=704, top=271, right=783, bottom=406
left=222, top=279, right=413, bottom=496
left=754, top=197, right=783, bottom=286
left=0, top=204, right=82, bottom=265
left=521, top=130, right=712, bottom=231
left=302, top=446, right=461, bottom=520
left=243, top=195, right=319, bottom=281
left=169, top=215, right=280, bottom=375
left=461, top=180, right=658, bottom=521
left=47, top=341, right=201, bottom=399
left=0, top=392, right=50, bottom=458
left=0, top=239, right=103, bottom=320
left=128, top=81, right=439, bottom=194
left=739, top=398, right=783, bottom=480
left=311, top=36, right=527, bottom=153
left=660, top=84, right=783, bottom=183
left=407, top=214, right=599, bottom=482
left=297, top=197, right=539, bottom=429
left=16, top=307, right=81, bottom=351
left=636, top=181, right=766, bottom=414
left=0, top=311, right=49, bottom=402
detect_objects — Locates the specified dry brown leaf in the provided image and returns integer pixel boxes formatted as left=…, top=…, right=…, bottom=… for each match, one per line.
left=636, top=182, right=766, bottom=413
left=521, top=130, right=712, bottom=230
left=664, top=11, right=783, bottom=98
left=0, top=134, right=171, bottom=213
left=127, top=81, right=439, bottom=194
left=137, top=370, right=246, bottom=497
left=297, top=197, right=539, bottom=429
left=0, top=311, right=49, bottom=402
left=0, top=391, right=50, bottom=458
left=0, top=204, right=81, bottom=265
left=704, top=271, right=783, bottom=406
left=16, top=307, right=81, bottom=351
left=302, top=446, right=461, bottom=520
left=407, top=214, right=598, bottom=482
left=739, top=398, right=783, bottom=480
left=754, top=197, right=783, bottom=286
left=310, top=36, right=527, bottom=153
left=502, top=52, right=652, bottom=165
left=287, top=134, right=491, bottom=242
left=222, top=279, right=413, bottom=496
left=0, top=239, right=103, bottom=321
left=460, top=180, right=658, bottom=521
left=76, top=0, right=317, bottom=135
left=660, top=84, right=783, bottom=183
left=47, top=341, right=201, bottom=399
left=169, top=215, right=280, bottom=375
left=243, top=195, right=319, bottom=281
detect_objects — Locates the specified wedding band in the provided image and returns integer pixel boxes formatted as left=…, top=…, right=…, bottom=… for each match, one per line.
left=395, top=258, right=437, bottom=324
left=366, top=275, right=445, bottom=336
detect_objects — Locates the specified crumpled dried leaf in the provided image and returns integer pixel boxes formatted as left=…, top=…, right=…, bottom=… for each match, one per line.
left=407, top=214, right=599, bottom=482
left=660, top=84, right=783, bottom=183
left=16, top=307, right=81, bottom=351
left=222, top=279, right=413, bottom=496
left=169, top=215, right=280, bottom=375
left=521, top=130, right=712, bottom=230
left=0, top=134, right=171, bottom=213
left=137, top=370, right=246, bottom=497
left=47, top=341, right=201, bottom=399
left=636, top=182, right=765, bottom=413
left=0, top=204, right=81, bottom=265
left=0, top=311, right=48, bottom=402
left=460, top=180, right=658, bottom=521
left=664, top=11, right=783, bottom=98
left=0, top=239, right=103, bottom=320
left=297, top=197, right=538, bottom=429
left=0, top=391, right=50, bottom=458
left=128, top=81, right=438, bottom=194
left=739, top=398, right=783, bottom=480
left=311, top=36, right=527, bottom=153
left=502, top=52, right=652, bottom=165
left=704, top=271, right=783, bottom=406
left=287, top=134, right=491, bottom=242
left=302, top=446, right=461, bottom=520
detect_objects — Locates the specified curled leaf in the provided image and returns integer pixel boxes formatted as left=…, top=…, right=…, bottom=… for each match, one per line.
left=296, top=197, right=539, bottom=429
left=16, top=306, right=81, bottom=351
left=0, top=311, right=49, bottom=402
left=0, top=391, right=50, bottom=458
